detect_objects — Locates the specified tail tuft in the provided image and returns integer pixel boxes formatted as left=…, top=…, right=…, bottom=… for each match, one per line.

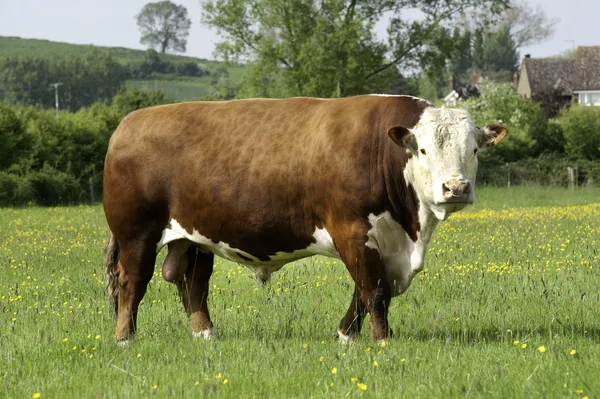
left=104, top=231, right=120, bottom=318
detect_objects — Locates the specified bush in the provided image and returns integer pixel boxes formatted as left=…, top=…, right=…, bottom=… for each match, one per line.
left=27, top=165, right=82, bottom=206
left=558, top=105, right=600, bottom=160
left=462, top=81, right=546, bottom=162
left=0, top=104, right=30, bottom=169
left=111, top=87, right=172, bottom=115
left=0, top=172, right=35, bottom=206
left=175, top=61, right=208, bottom=77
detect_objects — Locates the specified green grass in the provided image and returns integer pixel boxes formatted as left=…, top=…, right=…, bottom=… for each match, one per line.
left=2, top=187, right=600, bottom=398
left=0, top=36, right=245, bottom=102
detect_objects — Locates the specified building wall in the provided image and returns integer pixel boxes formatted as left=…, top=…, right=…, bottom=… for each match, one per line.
left=517, top=64, right=532, bottom=98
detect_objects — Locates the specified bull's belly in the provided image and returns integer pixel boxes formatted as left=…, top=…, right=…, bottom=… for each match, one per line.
left=157, top=218, right=340, bottom=281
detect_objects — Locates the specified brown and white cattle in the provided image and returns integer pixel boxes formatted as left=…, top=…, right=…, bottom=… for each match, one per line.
left=102, top=95, right=507, bottom=344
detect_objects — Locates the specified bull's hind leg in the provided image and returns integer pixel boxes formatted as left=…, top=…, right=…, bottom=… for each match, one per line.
left=177, top=247, right=215, bottom=339
left=115, top=240, right=157, bottom=344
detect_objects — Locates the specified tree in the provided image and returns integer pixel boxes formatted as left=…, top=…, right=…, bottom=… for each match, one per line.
left=472, top=29, right=484, bottom=70
left=448, top=28, right=472, bottom=85
left=0, top=105, right=30, bottom=170
left=499, top=0, right=557, bottom=49
left=201, top=0, right=509, bottom=98
left=482, top=27, right=518, bottom=73
left=136, top=1, right=191, bottom=53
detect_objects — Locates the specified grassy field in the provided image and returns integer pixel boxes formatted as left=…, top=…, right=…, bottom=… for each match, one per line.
left=2, top=187, right=600, bottom=398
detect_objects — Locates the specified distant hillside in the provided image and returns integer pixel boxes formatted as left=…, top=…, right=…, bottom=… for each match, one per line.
left=0, top=36, right=244, bottom=101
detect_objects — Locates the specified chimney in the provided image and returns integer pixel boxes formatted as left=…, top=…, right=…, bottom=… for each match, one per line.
left=525, top=54, right=531, bottom=59
left=512, top=72, right=519, bottom=90
left=448, top=74, right=455, bottom=92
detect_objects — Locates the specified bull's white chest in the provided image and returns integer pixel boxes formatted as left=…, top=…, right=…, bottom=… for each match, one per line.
left=365, top=211, right=428, bottom=296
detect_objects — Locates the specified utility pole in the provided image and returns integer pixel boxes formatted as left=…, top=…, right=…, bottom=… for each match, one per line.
left=49, top=83, right=62, bottom=117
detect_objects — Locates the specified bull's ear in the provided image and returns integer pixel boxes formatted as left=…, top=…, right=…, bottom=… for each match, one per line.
left=388, top=126, right=417, bottom=152
left=477, top=124, right=508, bottom=148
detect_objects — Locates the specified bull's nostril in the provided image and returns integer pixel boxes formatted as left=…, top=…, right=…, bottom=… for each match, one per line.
left=463, top=182, right=471, bottom=194
left=442, top=182, right=451, bottom=194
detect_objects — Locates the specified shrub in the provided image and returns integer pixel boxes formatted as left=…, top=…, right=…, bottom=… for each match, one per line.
left=462, top=81, right=546, bottom=162
left=0, top=104, right=31, bottom=170
left=0, top=172, right=35, bottom=206
left=175, top=61, right=208, bottom=77
left=558, top=105, right=600, bottom=160
left=27, top=165, right=82, bottom=206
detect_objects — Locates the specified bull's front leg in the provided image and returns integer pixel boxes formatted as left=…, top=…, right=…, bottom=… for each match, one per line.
left=336, top=237, right=392, bottom=342
left=338, top=286, right=366, bottom=343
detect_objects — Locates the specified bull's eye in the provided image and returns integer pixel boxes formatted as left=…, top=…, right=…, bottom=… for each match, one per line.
left=420, top=149, right=426, bottom=156
left=474, top=148, right=478, bottom=155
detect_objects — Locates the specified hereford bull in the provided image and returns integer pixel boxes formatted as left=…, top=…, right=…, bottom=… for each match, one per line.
left=103, top=95, right=507, bottom=344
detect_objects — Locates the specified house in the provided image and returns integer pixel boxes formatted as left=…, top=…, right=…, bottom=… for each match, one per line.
left=572, top=46, right=600, bottom=106
left=517, top=47, right=600, bottom=109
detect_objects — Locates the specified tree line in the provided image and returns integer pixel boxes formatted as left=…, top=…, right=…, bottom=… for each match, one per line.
left=0, top=48, right=208, bottom=111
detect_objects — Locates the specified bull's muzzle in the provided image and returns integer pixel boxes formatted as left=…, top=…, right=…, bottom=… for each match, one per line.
left=441, top=179, right=472, bottom=202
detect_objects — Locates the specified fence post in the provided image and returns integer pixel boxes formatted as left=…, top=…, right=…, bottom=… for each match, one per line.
left=567, top=167, right=576, bottom=189
left=89, top=177, right=95, bottom=204
left=507, top=165, right=511, bottom=188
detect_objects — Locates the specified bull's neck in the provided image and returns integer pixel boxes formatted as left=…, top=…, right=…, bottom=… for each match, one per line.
left=382, top=141, right=438, bottom=245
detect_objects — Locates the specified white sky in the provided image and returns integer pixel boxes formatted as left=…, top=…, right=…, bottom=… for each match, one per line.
left=1, top=0, right=599, bottom=61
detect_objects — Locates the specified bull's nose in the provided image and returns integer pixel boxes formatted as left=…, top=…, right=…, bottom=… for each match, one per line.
left=442, top=179, right=471, bottom=199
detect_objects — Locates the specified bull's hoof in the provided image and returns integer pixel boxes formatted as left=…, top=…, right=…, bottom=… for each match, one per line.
left=192, top=327, right=215, bottom=340
left=116, top=339, right=132, bottom=348
left=336, top=329, right=355, bottom=344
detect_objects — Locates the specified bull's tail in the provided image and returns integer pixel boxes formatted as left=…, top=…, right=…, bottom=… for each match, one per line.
left=104, top=231, right=120, bottom=318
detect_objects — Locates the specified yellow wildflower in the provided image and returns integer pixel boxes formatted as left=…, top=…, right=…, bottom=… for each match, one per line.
left=373, top=360, right=379, bottom=367
left=357, top=383, right=367, bottom=391
left=223, top=379, right=229, bottom=385
left=216, top=372, right=222, bottom=379
left=521, top=343, right=527, bottom=349
left=570, top=349, right=577, bottom=355
left=537, top=346, right=546, bottom=353
left=351, top=377, right=358, bottom=383
left=32, top=393, right=41, bottom=399
left=331, top=368, right=337, bottom=374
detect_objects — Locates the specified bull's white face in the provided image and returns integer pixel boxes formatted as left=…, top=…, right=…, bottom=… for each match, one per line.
left=389, top=107, right=507, bottom=221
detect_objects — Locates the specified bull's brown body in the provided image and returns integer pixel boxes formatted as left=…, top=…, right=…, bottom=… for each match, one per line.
left=103, top=95, right=429, bottom=342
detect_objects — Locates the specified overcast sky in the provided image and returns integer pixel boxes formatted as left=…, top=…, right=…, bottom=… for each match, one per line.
left=1, top=0, right=598, bottom=62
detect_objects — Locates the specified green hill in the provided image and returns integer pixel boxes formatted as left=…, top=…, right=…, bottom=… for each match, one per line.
left=0, top=36, right=244, bottom=101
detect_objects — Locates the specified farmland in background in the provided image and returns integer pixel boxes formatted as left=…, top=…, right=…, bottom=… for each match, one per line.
left=0, top=36, right=245, bottom=102
left=2, top=186, right=600, bottom=397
